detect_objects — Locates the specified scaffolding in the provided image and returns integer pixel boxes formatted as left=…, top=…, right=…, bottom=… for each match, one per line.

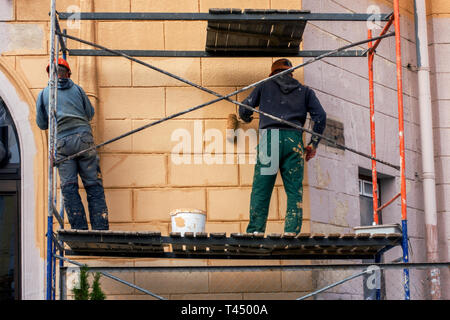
left=44, top=1, right=414, bottom=300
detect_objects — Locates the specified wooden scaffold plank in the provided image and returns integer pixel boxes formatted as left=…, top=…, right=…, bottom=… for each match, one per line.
left=209, top=232, right=227, bottom=254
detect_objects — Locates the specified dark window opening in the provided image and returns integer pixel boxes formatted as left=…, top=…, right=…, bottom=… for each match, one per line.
left=0, top=97, right=21, bottom=300
left=358, top=174, right=383, bottom=226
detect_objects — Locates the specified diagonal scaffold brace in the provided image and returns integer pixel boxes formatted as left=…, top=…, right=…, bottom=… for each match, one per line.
left=54, top=29, right=399, bottom=170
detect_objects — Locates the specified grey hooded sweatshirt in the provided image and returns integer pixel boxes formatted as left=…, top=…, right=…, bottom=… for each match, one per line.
left=36, top=78, right=94, bottom=139
left=239, top=74, right=326, bottom=147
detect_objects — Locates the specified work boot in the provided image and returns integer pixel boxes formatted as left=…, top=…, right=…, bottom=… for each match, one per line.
left=61, top=183, right=89, bottom=230
left=85, top=184, right=109, bottom=230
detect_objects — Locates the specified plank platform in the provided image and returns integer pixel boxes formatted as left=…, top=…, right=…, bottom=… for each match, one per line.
left=57, top=230, right=402, bottom=260
left=205, top=8, right=307, bottom=56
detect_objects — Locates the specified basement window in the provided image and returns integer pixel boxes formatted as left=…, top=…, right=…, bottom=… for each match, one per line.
left=359, top=179, right=374, bottom=198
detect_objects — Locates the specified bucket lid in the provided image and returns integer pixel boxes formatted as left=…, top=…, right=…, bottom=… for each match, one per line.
left=169, top=208, right=206, bottom=216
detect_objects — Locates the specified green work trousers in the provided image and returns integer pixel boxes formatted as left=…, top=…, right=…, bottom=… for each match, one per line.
left=246, top=129, right=305, bottom=234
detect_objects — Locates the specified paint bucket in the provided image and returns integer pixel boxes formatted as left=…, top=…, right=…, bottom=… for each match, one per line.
left=170, top=208, right=206, bottom=236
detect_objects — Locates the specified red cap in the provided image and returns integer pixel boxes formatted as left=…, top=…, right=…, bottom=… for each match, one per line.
left=46, top=58, right=71, bottom=73
left=270, top=58, right=293, bottom=76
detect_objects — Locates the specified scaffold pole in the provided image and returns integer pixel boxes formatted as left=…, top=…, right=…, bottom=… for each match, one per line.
left=393, top=0, right=410, bottom=300
left=46, top=0, right=57, bottom=301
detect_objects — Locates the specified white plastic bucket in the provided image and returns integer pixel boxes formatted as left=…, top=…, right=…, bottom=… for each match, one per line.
left=170, top=208, right=206, bottom=236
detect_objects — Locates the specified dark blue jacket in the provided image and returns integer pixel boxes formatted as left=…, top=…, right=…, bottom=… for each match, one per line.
left=239, top=74, right=326, bottom=147
left=36, top=78, right=94, bottom=139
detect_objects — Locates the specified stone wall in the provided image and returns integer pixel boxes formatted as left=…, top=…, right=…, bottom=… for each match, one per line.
left=427, top=0, right=450, bottom=300
left=1, top=0, right=447, bottom=299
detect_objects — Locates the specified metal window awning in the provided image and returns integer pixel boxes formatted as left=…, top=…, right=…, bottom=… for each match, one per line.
left=59, top=9, right=387, bottom=58
left=57, top=229, right=402, bottom=260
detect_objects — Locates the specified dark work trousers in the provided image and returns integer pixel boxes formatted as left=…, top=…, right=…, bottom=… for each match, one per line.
left=246, top=129, right=305, bottom=234
left=56, top=131, right=109, bottom=230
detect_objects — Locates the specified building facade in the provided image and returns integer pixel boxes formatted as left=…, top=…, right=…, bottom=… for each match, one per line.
left=0, top=0, right=448, bottom=300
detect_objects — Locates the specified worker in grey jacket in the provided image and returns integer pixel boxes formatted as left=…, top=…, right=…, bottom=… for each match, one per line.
left=36, top=58, right=109, bottom=230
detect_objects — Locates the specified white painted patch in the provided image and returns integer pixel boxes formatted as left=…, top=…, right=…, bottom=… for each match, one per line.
left=66, top=267, right=81, bottom=291
left=0, top=0, right=13, bottom=21
left=0, top=23, right=45, bottom=54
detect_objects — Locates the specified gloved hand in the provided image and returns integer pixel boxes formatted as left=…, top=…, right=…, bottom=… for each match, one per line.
left=305, top=145, right=317, bottom=161
left=240, top=114, right=253, bottom=123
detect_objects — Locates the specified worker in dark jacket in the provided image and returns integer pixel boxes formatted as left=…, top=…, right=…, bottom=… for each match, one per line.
left=239, top=58, right=326, bottom=234
left=36, top=58, right=109, bottom=230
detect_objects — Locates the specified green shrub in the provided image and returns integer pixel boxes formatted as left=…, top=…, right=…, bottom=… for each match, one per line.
left=72, top=265, right=106, bottom=300
left=89, top=272, right=106, bottom=300
left=72, top=265, right=90, bottom=300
